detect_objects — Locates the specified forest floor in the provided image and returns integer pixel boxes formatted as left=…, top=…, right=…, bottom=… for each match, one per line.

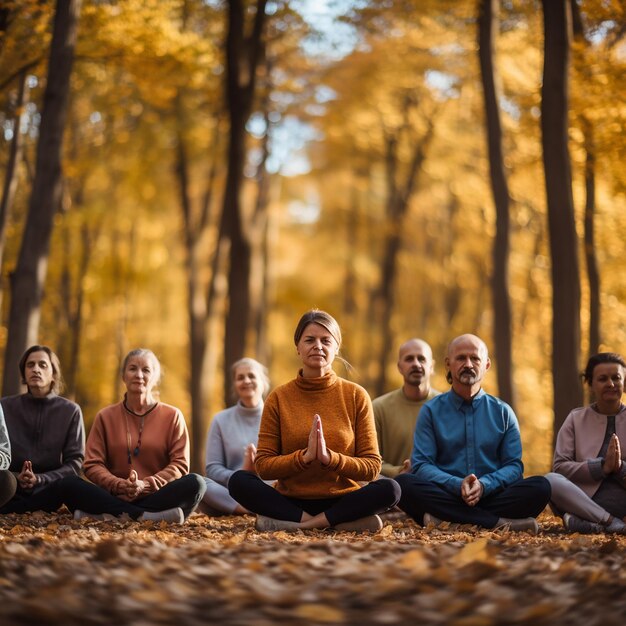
left=0, top=509, right=624, bottom=626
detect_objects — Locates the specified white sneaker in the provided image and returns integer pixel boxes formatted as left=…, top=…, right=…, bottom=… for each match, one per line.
left=140, top=507, right=184, bottom=524
left=333, top=515, right=383, bottom=533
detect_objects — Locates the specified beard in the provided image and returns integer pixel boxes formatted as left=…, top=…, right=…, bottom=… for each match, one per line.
left=458, top=369, right=478, bottom=385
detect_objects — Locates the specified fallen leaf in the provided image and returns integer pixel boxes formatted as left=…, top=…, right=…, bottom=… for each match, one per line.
left=398, top=549, right=431, bottom=575
left=93, top=539, right=121, bottom=562
left=379, top=524, right=393, bottom=537
left=453, top=538, right=500, bottom=567
left=295, top=603, right=345, bottom=623
left=598, top=538, right=618, bottom=555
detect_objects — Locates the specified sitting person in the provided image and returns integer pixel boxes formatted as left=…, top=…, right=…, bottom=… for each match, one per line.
left=546, top=353, right=626, bottom=533
left=0, top=404, right=16, bottom=508
left=0, top=345, right=83, bottom=514
left=396, top=334, right=551, bottom=533
left=202, top=357, right=270, bottom=515
left=228, top=309, right=401, bottom=532
left=60, top=348, right=206, bottom=523
left=373, top=338, right=440, bottom=477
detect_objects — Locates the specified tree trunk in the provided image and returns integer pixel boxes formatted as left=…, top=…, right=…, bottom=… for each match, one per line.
left=112, top=221, right=135, bottom=403
left=443, top=193, right=461, bottom=328
left=570, top=0, right=600, bottom=358
left=63, top=221, right=95, bottom=398
left=188, top=257, right=211, bottom=475
left=222, top=0, right=267, bottom=403
left=582, top=118, right=600, bottom=356
left=477, top=0, right=516, bottom=411
left=375, top=229, right=402, bottom=397
left=373, top=120, right=434, bottom=397
left=178, top=110, right=230, bottom=470
left=251, top=105, right=272, bottom=366
left=0, top=70, right=28, bottom=315
left=2, top=0, right=82, bottom=395
left=253, top=209, right=271, bottom=366
left=343, top=177, right=359, bottom=321
left=176, top=2, right=225, bottom=473
left=540, top=0, right=582, bottom=440
left=222, top=114, right=251, bottom=402
left=174, top=103, right=220, bottom=474
left=0, top=6, right=13, bottom=54
left=519, top=225, right=542, bottom=331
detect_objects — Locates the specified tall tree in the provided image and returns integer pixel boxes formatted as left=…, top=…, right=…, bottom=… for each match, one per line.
left=221, top=0, right=268, bottom=403
left=374, top=105, right=435, bottom=397
left=570, top=0, right=600, bottom=357
left=56, top=218, right=97, bottom=398
left=477, top=0, right=515, bottom=411
left=2, top=0, right=82, bottom=394
left=175, top=105, right=226, bottom=473
left=540, top=0, right=582, bottom=439
left=172, top=0, right=227, bottom=474
left=250, top=102, right=272, bottom=366
left=0, top=70, right=28, bottom=314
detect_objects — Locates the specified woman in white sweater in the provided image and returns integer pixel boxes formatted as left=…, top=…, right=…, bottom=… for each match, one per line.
left=202, top=358, right=270, bottom=515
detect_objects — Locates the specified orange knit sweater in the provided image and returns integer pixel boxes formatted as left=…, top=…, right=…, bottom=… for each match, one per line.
left=254, top=370, right=381, bottom=498
left=84, top=401, right=189, bottom=495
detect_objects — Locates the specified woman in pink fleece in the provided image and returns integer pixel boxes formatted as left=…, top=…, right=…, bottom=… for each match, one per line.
left=60, top=349, right=205, bottom=523
left=546, top=352, right=626, bottom=534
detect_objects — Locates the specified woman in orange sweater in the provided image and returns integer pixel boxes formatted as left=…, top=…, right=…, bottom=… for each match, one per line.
left=229, top=310, right=400, bottom=532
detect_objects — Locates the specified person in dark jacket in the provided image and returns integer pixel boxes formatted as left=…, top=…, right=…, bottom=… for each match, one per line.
left=0, top=345, right=84, bottom=514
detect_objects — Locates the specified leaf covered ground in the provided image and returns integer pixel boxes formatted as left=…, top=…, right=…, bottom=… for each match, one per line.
left=0, top=510, right=624, bottom=626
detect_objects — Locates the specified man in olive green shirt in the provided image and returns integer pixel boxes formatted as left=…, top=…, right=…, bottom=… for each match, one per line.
left=373, top=339, right=440, bottom=477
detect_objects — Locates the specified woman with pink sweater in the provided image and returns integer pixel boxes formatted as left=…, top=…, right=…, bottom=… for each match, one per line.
left=58, top=349, right=205, bottom=523
left=546, top=352, right=626, bottom=534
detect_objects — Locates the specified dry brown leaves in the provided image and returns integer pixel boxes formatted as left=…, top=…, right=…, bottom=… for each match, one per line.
left=0, top=510, right=624, bottom=626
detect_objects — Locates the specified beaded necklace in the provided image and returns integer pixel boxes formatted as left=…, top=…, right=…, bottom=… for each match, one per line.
left=123, top=396, right=158, bottom=464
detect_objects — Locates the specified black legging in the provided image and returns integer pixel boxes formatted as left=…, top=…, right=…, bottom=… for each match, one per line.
left=228, top=470, right=400, bottom=526
left=0, top=474, right=206, bottom=519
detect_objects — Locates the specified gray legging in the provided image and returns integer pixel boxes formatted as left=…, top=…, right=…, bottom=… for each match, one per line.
left=202, top=478, right=240, bottom=514
left=545, top=472, right=618, bottom=523
left=0, top=470, right=17, bottom=508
